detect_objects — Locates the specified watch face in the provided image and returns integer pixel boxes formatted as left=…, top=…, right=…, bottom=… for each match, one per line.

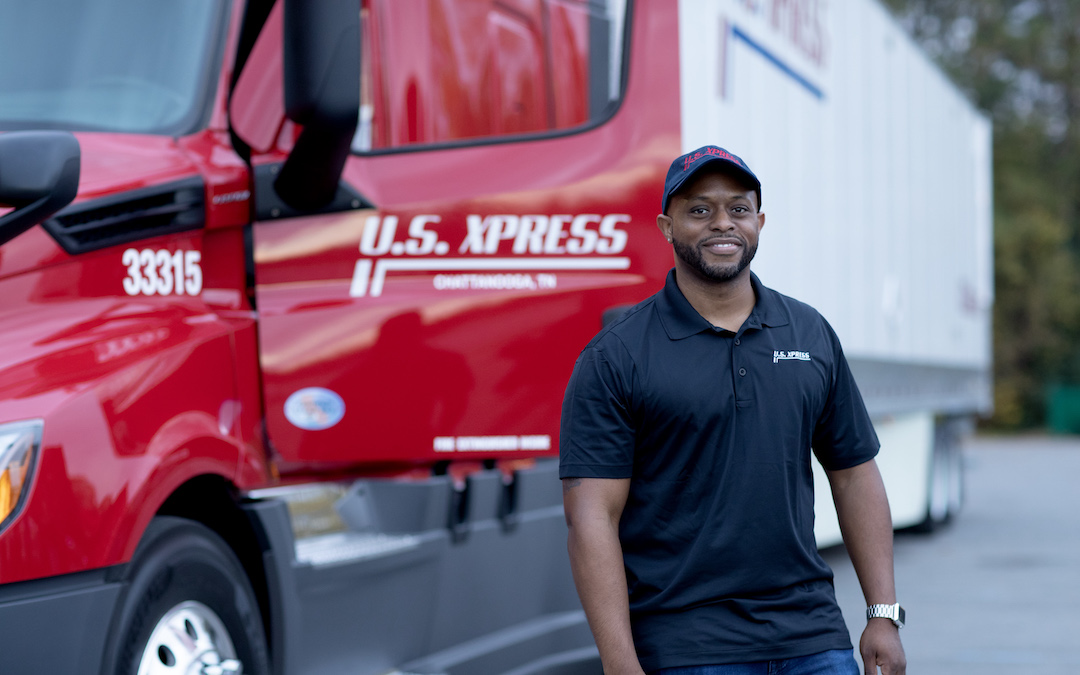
left=896, top=606, right=906, bottom=627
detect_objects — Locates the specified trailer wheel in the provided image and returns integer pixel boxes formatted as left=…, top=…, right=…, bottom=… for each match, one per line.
left=103, top=516, right=270, bottom=675
left=915, top=420, right=965, bottom=532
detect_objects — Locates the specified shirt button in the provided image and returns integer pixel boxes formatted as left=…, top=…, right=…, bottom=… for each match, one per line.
left=739, top=367, right=746, bottom=376
left=734, top=338, right=741, bottom=346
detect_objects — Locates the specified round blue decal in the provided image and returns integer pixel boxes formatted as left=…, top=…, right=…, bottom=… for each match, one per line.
left=283, top=387, right=345, bottom=431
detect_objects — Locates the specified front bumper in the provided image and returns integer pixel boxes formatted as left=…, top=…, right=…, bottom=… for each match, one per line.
left=0, top=567, right=121, bottom=673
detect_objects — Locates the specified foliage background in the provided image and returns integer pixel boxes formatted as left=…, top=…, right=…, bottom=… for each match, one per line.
left=882, top=0, right=1080, bottom=428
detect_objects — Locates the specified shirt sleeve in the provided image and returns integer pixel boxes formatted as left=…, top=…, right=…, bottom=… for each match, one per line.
left=811, top=324, right=880, bottom=471
left=559, top=339, right=637, bottom=479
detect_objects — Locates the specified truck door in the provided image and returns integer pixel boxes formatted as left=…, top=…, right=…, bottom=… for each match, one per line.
left=236, top=0, right=668, bottom=472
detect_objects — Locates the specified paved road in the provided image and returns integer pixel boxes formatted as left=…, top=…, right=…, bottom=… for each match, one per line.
left=821, top=434, right=1080, bottom=674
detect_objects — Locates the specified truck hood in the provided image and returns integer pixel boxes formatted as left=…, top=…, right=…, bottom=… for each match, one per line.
left=0, top=283, right=207, bottom=414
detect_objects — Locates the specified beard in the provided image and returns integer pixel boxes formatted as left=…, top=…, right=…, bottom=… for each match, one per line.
left=672, top=235, right=757, bottom=282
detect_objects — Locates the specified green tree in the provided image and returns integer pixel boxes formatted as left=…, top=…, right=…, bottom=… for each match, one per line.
left=883, top=0, right=1080, bottom=427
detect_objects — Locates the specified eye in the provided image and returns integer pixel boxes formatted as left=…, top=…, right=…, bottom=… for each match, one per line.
left=690, top=206, right=709, bottom=215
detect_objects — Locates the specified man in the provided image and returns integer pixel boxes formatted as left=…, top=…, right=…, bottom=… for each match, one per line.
left=559, top=146, right=906, bottom=675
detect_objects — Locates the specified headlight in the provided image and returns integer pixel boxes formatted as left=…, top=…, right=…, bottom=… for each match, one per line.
left=0, top=420, right=42, bottom=532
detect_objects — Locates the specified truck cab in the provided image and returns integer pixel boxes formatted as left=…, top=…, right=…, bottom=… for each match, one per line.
left=0, top=1, right=667, bottom=673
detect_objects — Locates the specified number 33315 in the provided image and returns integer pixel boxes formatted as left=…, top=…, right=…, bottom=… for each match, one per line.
left=122, top=248, right=203, bottom=296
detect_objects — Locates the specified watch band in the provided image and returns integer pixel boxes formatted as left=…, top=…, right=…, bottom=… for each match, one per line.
left=866, top=603, right=905, bottom=628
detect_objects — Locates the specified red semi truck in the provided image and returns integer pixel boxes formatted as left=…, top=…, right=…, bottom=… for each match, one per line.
left=0, top=0, right=653, bottom=673
left=0, top=0, right=990, bottom=673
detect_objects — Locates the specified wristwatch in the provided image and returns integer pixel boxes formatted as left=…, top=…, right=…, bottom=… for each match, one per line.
left=866, top=603, right=905, bottom=628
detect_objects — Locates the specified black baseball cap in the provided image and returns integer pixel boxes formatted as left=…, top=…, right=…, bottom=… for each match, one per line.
left=661, top=145, right=761, bottom=213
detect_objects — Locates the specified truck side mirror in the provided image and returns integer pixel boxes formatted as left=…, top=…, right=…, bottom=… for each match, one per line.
left=0, top=132, right=81, bottom=248
left=274, top=0, right=360, bottom=211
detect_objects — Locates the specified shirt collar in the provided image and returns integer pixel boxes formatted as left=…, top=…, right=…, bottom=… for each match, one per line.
left=655, top=268, right=791, bottom=340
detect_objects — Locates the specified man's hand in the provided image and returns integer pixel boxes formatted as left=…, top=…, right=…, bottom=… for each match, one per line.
left=860, top=618, right=906, bottom=674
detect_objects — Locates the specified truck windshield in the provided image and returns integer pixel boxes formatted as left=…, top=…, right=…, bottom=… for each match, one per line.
left=0, top=0, right=226, bottom=134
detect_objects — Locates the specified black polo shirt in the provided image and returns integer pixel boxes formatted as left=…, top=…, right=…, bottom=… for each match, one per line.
left=560, top=269, right=878, bottom=671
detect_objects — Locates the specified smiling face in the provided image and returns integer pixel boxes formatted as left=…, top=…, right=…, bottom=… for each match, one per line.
left=657, top=168, right=765, bottom=285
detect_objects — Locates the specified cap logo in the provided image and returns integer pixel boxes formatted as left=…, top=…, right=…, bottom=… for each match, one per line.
left=663, top=145, right=761, bottom=213
left=683, top=146, right=743, bottom=170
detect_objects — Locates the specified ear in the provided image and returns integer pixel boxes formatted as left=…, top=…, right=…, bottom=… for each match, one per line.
left=756, top=211, right=765, bottom=234
left=656, top=213, right=673, bottom=243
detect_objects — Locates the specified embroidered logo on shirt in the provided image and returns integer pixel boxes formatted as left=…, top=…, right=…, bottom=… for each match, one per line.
left=773, top=350, right=811, bottom=364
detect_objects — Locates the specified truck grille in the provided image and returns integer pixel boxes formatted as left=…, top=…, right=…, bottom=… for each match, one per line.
left=43, top=177, right=205, bottom=254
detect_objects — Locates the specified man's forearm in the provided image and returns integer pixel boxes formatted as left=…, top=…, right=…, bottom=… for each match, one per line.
left=829, top=459, right=896, bottom=603
left=828, top=459, right=906, bottom=674
left=567, top=518, right=644, bottom=674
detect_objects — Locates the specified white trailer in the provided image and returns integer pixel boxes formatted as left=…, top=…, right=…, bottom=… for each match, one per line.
left=677, top=0, right=993, bottom=544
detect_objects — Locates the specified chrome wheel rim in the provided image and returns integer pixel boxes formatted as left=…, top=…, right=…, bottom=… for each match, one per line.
left=137, top=600, right=242, bottom=675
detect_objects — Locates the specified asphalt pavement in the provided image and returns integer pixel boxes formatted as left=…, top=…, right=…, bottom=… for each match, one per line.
left=822, top=434, right=1080, bottom=674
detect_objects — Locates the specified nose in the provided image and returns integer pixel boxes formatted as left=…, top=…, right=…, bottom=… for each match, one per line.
left=709, top=212, right=735, bottom=232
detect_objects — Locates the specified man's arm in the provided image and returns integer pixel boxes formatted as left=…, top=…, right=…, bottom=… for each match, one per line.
left=562, top=477, right=645, bottom=675
left=826, top=459, right=907, bottom=675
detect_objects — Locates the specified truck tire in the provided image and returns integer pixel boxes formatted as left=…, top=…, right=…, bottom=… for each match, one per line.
left=101, top=516, right=270, bottom=675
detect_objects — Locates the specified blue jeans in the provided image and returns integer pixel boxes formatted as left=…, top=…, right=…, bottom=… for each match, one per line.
left=653, top=649, right=859, bottom=675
